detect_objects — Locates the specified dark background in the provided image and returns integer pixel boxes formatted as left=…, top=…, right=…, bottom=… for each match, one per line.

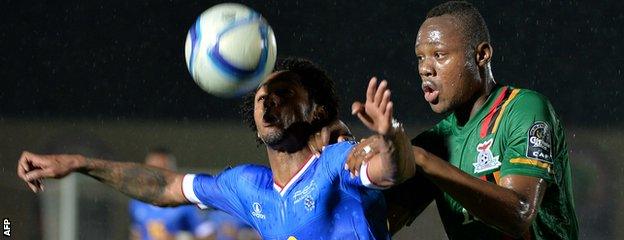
left=1, top=1, right=624, bottom=239
left=2, top=0, right=623, bottom=126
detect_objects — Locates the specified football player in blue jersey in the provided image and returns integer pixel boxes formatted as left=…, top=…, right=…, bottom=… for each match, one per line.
left=129, top=147, right=214, bottom=240
left=17, top=57, right=415, bottom=239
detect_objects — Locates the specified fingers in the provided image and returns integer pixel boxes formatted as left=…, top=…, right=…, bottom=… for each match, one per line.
left=352, top=101, right=376, bottom=129
left=17, top=151, right=31, bottom=180
left=366, top=77, right=378, bottom=104
left=345, top=142, right=378, bottom=178
left=374, top=80, right=388, bottom=108
left=18, top=151, right=43, bottom=193
left=385, top=101, right=394, bottom=123
left=25, top=180, right=39, bottom=193
left=380, top=89, right=391, bottom=115
left=24, top=169, right=51, bottom=182
left=351, top=101, right=365, bottom=115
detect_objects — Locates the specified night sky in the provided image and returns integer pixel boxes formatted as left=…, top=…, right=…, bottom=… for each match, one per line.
left=2, top=0, right=623, bottom=125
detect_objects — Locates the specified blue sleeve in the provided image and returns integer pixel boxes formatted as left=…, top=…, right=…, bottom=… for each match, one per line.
left=320, top=141, right=366, bottom=188
left=183, top=167, right=247, bottom=221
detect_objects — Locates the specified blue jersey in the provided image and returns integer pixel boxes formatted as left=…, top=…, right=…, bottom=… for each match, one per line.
left=182, top=141, right=390, bottom=240
left=129, top=200, right=210, bottom=240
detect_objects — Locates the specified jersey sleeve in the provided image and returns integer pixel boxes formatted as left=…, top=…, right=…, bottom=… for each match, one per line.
left=499, top=91, right=557, bottom=182
left=182, top=167, right=246, bottom=216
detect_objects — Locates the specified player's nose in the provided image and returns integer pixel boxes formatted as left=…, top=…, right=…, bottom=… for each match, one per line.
left=418, top=58, right=435, bottom=78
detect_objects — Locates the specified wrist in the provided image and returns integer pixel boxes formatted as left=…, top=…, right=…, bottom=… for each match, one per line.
left=382, top=118, right=402, bottom=139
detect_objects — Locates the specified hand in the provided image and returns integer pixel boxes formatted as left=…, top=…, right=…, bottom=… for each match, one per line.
left=308, top=120, right=354, bottom=156
left=352, top=77, right=394, bottom=135
left=344, top=135, right=386, bottom=177
left=16, top=151, right=84, bottom=193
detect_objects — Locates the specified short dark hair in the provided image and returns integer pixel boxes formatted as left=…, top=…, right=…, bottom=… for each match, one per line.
left=426, top=1, right=491, bottom=50
left=241, top=57, right=338, bottom=140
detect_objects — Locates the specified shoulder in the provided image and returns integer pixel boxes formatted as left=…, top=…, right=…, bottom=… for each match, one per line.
left=323, top=140, right=357, bottom=154
left=318, top=141, right=357, bottom=168
left=221, top=164, right=272, bottom=183
left=506, top=87, right=553, bottom=112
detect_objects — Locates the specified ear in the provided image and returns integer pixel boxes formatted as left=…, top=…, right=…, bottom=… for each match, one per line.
left=475, top=42, right=493, bottom=67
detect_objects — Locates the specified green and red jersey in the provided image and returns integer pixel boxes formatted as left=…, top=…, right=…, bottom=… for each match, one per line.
left=392, top=86, right=578, bottom=239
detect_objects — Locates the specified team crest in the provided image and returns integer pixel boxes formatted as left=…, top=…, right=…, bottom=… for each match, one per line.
left=304, top=196, right=315, bottom=212
left=293, top=181, right=317, bottom=212
left=473, top=139, right=501, bottom=173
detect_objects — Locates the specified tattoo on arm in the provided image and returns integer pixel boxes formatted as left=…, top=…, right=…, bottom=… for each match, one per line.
left=80, top=158, right=172, bottom=204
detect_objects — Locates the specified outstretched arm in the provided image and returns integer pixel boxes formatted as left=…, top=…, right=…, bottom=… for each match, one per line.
left=17, top=152, right=188, bottom=207
left=349, top=77, right=416, bottom=188
left=413, top=147, right=547, bottom=237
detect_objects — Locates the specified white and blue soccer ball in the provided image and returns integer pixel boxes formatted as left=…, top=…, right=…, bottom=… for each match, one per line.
left=184, top=3, right=277, bottom=97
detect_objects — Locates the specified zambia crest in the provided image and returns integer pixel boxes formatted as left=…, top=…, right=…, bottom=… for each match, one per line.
left=473, top=139, right=501, bottom=173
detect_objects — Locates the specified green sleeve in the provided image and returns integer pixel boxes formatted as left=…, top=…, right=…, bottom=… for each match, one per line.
left=499, top=91, right=556, bottom=182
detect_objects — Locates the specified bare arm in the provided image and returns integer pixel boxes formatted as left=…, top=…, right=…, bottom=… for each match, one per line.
left=349, top=78, right=416, bottom=187
left=414, top=146, right=547, bottom=237
left=17, top=152, right=189, bottom=207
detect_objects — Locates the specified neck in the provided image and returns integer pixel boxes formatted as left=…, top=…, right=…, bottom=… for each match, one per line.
left=266, top=146, right=314, bottom=187
left=455, top=76, right=496, bottom=126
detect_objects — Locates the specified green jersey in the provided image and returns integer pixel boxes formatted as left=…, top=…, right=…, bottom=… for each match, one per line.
left=391, top=86, right=578, bottom=239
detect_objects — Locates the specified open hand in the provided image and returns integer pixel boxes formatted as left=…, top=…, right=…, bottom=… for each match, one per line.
left=351, top=77, right=394, bottom=135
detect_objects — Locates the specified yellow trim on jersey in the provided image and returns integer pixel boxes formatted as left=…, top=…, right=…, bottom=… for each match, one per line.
left=509, top=157, right=551, bottom=170
left=493, top=171, right=501, bottom=183
left=491, top=89, right=521, bottom=134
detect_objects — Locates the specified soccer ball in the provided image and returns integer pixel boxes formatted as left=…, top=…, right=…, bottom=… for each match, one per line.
left=184, top=3, right=277, bottom=97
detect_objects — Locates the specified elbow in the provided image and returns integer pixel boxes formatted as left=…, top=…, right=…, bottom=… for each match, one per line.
left=503, top=201, right=537, bottom=238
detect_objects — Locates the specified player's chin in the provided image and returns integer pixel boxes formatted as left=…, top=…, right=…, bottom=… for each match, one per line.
left=261, top=130, right=285, bottom=146
left=429, top=102, right=448, bottom=114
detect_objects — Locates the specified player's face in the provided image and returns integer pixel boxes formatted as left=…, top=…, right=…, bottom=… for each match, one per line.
left=415, top=15, right=482, bottom=114
left=254, top=71, right=313, bottom=147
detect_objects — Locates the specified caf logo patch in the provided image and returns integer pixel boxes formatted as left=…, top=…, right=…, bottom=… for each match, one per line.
left=526, top=121, right=553, bottom=163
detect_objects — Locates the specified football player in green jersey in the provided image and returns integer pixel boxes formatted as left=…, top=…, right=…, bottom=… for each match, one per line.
left=348, top=1, right=578, bottom=239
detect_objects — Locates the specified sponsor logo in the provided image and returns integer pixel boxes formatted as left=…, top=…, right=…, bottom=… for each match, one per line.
left=473, top=139, right=501, bottom=173
left=293, top=180, right=316, bottom=204
left=526, top=121, right=553, bottom=163
left=251, top=202, right=266, bottom=219
left=293, top=180, right=317, bottom=212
